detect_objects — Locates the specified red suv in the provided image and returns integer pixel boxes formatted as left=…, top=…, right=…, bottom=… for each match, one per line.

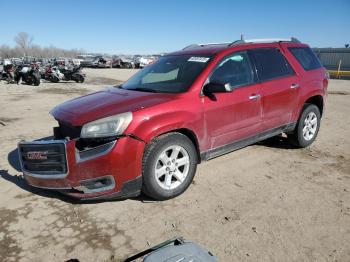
left=18, top=38, right=328, bottom=200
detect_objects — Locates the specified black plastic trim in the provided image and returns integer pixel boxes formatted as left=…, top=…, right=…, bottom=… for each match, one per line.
left=79, top=176, right=142, bottom=201
left=200, top=122, right=296, bottom=161
left=76, top=141, right=116, bottom=162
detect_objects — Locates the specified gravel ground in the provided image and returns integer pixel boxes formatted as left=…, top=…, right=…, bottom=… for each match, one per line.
left=0, top=69, right=349, bottom=261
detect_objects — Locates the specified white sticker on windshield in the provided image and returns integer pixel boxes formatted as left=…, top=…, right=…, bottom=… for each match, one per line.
left=231, top=55, right=244, bottom=62
left=188, top=57, right=210, bottom=63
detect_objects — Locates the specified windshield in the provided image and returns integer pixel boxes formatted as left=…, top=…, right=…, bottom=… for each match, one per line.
left=119, top=55, right=212, bottom=93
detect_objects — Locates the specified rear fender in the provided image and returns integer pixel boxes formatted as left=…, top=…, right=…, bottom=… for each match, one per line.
left=294, top=90, right=325, bottom=121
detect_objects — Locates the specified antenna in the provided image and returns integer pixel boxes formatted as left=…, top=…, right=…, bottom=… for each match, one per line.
left=240, top=34, right=244, bottom=41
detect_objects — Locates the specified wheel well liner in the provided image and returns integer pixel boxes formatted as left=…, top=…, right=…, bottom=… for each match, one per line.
left=305, top=95, right=324, bottom=116
left=153, top=128, right=201, bottom=163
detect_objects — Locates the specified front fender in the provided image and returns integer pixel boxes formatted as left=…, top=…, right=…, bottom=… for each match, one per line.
left=127, top=110, right=205, bottom=150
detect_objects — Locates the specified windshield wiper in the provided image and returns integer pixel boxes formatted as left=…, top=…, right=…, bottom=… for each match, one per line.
left=127, top=87, right=159, bottom=93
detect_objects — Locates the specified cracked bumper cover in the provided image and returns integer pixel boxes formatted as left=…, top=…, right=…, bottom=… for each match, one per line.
left=18, top=136, right=145, bottom=200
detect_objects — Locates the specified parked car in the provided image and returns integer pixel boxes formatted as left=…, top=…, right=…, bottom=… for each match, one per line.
left=18, top=38, right=328, bottom=201
left=22, top=56, right=37, bottom=65
left=112, top=56, right=135, bottom=68
left=134, top=56, right=154, bottom=68
left=77, top=55, right=96, bottom=67
left=11, top=57, right=23, bottom=66
left=80, top=59, right=94, bottom=68
left=92, top=56, right=112, bottom=68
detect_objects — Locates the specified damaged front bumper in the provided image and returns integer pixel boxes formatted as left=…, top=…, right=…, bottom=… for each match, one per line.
left=18, top=136, right=145, bottom=200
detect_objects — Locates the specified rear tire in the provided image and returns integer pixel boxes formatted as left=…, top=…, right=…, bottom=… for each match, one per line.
left=142, top=132, right=198, bottom=200
left=75, top=75, right=84, bottom=83
left=288, top=104, right=321, bottom=148
left=49, top=75, right=59, bottom=83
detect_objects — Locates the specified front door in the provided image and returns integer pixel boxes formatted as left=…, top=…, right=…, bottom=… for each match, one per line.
left=203, top=51, right=263, bottom=149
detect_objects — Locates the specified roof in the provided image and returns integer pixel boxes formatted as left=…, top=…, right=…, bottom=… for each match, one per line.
left=169, top=44, right=232, bottom=56
left=168, top=37, right=305, bottom=56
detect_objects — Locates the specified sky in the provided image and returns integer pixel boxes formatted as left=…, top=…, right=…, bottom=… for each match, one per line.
left=1, top=0, right=349, bottom=54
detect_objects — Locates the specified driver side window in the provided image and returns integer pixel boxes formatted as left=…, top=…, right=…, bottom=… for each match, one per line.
left=210, top=51, right=254, bottom=88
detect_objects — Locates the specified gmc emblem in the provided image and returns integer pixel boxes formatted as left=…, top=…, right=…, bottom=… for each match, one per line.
left=26, top=151, right=48, bottom=160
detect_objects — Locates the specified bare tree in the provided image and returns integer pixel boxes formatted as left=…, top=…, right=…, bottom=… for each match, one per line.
left=14, top=32, right=34, bottom=55
left=0, top=32, right=86, bottom=59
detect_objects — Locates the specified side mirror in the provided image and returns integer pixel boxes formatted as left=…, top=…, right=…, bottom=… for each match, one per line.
left=203, top=82, right=233, bottom=95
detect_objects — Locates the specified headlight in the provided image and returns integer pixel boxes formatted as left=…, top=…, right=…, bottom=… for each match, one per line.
left=80, top=112, right=132, bottom=138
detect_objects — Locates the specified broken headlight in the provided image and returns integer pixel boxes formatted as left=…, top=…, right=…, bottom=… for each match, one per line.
left=80, top=112, right=132, bottom=138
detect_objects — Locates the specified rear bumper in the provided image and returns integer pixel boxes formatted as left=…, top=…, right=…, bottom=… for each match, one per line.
left=18, top=136, right=145, bottom=200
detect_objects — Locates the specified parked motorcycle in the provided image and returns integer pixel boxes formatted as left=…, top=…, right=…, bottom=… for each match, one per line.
left=44, top=65, right=63, bottom=83
left=59, top=65, right=85, bottom=83
left=14, top=63, right=41, bottom=86
left=0, top=63, right=15, bottom=83
left=44, top=65, right=85, bottom=83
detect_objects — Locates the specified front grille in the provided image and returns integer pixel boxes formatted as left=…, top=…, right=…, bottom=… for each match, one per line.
left=54, top=122, right=81, bottom=139
left=19, top=142, right=67, bottom=177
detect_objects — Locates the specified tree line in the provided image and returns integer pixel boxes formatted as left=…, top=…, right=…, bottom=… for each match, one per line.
left=0, top=32, right=85, bottom=59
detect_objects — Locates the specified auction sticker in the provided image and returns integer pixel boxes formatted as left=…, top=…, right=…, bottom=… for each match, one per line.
left=188, top=57, right=210, bottom=63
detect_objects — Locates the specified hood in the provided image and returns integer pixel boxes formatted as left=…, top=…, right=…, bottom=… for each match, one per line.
left=51, top=87, right=175, bottom=126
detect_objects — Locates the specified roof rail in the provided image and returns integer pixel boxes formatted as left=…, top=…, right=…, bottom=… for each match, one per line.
left=243, top=37, right=300, bottom=43
left=227, top=40, right=245, bottom=46
left=182, top=37, right=300, bottom=50
left=182, top=42, right=231, bottom=50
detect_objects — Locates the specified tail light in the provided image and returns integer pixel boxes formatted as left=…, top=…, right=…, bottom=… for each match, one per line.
left=325, top=71, right=330, bottom=79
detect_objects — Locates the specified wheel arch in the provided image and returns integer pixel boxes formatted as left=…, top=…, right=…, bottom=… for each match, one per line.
left=146, top=128, right=201, bottom=164
left=173, top=128, right=201, bottom=163
left=304, top=95, right=324, bottom=116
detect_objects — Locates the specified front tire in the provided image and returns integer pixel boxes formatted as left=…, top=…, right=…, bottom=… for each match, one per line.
left=288, top=104, right=321, bottom=148
left=142, top=132, right=198, bottom=200
left=33, top=75, right=40, bottom=86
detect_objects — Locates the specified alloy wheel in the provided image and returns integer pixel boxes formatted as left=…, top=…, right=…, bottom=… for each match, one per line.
left=154, top=145, right=190, bottom=190
left=303, top=112, right=318, bottom=141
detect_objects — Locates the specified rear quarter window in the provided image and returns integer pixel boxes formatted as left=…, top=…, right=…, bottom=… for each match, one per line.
left=288, top=47, right=322, bottom=71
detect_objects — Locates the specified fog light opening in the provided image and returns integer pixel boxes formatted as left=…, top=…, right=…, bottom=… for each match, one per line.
left=74, top=176, right=115, bottom=193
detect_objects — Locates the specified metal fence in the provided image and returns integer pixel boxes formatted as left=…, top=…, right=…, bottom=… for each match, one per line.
left=313, top=48, right=350, bottom=78
left=313, top=48, right=350, bottom=70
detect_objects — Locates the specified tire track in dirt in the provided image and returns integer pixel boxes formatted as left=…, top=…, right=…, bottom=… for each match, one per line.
left=1, top=191, right=140, bottom=261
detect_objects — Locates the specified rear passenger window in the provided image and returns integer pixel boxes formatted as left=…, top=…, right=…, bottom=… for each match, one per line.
left=288, top=47, right=322, bottom=71
left=250, top=48, right=294, bottom=82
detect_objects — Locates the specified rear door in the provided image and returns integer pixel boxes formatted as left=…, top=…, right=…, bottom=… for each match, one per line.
left=203, top=51, right=263, bottom=149
left=249, top=47, right=300, bottom=131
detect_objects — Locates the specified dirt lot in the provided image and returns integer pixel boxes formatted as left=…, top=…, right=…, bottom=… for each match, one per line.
left=0, top=69, right=349, bottom=262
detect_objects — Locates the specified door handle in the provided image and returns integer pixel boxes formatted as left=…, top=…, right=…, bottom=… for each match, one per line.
left=290, top=83, right=300, bottom=89
left=249, top=94, right=261, bottom=100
